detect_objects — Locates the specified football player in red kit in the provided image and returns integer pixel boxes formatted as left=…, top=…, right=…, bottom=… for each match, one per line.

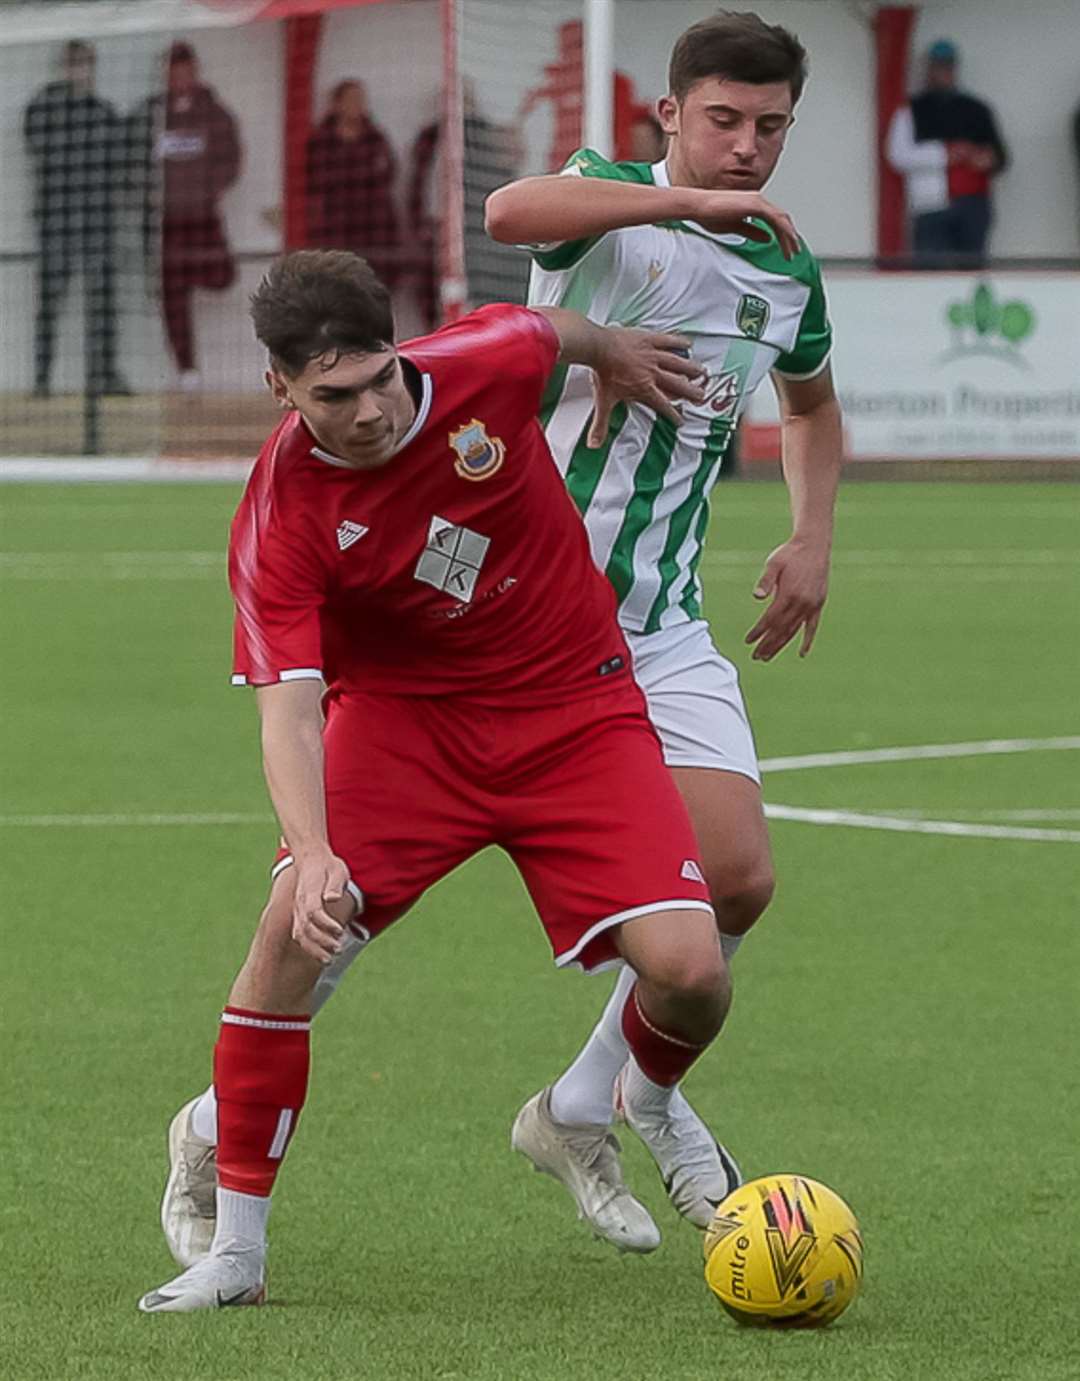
left=138, top=250, right=729, bottom=1312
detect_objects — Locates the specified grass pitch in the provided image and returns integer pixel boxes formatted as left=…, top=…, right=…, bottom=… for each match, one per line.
left=1, top=480, right=1078, bottom=1381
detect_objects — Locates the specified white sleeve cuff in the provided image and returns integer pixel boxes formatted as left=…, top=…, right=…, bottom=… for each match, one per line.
left=773, top=352, right=832, bottom=383
left=230, top=667, right=323, bottom=687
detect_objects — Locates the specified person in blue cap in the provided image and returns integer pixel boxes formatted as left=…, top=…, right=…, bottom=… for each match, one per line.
left=887, top=38, right=1008, bottom=267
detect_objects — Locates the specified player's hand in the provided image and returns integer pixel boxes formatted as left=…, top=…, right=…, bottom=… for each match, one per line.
left=588, top=328, right=706, bottom=446
left=290, top=846, right=352, bottom=964
left=744, top=537, right=831, bottom=662
left=690, top=190, right=800, bottom=259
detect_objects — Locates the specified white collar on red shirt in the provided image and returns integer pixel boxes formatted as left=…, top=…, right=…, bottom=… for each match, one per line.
left=310, top=370, right=433, bottom=469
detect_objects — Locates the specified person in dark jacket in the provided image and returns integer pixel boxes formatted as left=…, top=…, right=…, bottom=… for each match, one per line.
left=887, top=39, right=1008, bottom=268
left=405, top=81, right=525, bottom=328
left=129, top=42, right=241, bottom=388
left=405, top=116, right=440, bottom=329
left=23, top=40, right=130, bottom=396
left=305, top=81, right=402, bottom=287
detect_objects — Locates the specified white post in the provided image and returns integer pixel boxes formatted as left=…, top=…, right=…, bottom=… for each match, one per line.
left=439, top=0, right=467, bottom=320
left=583, top=0, right=614, bottom=157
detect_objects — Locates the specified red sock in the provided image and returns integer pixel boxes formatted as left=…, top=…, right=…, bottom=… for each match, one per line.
left=621, top=983, right=709, bottom=1087
left=213, top=1006, right=311, bottom=1197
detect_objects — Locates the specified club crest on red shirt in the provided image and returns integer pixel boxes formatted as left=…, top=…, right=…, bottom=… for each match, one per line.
left=449, top=419, right=505, bottom=481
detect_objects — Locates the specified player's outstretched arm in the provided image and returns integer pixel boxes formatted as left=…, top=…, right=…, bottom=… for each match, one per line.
left=256, top=679, right=351, bottom=964
left=534, top=306, right=706, bottom=446
left=745, top=365, right=843, bottom=662
left=486, top=175, right=799, bottom=258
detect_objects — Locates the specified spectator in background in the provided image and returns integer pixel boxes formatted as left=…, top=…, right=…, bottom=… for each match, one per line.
left=129, top=42, right=242, bottom=391
left=887, top=38, right=1008, bottom=269
left=405, top=113, right=441, bottom=330
left=463, top=86, right=527, bottom=306
left=407, top=81, right=526, bottom=327
left=306, top=81, right=402, bottom=287
left=23, top=40, right=130, bottom=397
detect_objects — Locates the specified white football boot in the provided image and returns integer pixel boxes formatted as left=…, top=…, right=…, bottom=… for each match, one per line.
left=138, top=1248, right=265, bottom=1313
left=160, top=1097, right=218, bottom=1268
left=613, top=1068, right=741, bottom=1229
left=511, top=1088, right=661, bottom=1253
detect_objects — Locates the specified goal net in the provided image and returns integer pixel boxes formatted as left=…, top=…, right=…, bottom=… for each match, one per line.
left=0, top=1, right=299, bottom=470
left=0, top=0, right=613, bottom=470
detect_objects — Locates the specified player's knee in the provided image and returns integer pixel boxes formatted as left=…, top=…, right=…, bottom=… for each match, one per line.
left=646, top=955, right=730, bottom=1045
left=639, top=939, right=730, bottom=1015
left=255, top=870, right=355, bottom=947
left=706, top=856, right=775, bottom=935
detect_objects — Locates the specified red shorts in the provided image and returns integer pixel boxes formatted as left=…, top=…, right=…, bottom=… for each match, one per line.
left=272, top=686, right=712, bottom=972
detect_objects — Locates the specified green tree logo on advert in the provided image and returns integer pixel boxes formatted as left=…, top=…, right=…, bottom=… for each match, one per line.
left=941, top=281, right=1036, bottom=370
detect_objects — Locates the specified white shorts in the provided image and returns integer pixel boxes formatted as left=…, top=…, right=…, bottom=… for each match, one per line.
left=626, top=619, right=761, bottom=785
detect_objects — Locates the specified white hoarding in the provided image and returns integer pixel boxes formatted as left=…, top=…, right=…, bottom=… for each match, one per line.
left=746, top=272, right=1080, bottom=461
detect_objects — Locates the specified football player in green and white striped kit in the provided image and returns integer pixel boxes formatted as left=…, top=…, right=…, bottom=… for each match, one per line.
left=488, top=10, right=843, bottom=1252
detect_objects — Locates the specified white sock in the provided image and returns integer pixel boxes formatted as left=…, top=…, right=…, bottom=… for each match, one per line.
left=720, top=932, right=744, bottom=964
left=549, top=964, right=636, bottom=1126
left=311, top=927, right=370, bottom=1013
left=622, top=1055, right=680, bottom=1116
left=212, top=1187, right=270, bottom=1255
left=190, top=1086, right=217, bottom=1145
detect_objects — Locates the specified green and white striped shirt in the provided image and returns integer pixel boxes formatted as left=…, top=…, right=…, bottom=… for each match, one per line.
left=527, top=148, right=832, bottom=633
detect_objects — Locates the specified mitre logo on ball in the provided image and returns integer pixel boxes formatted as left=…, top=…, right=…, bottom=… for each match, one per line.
left=703, top=1174, right=864, bottom=1329
left=449, top=418, right=505, bottom=481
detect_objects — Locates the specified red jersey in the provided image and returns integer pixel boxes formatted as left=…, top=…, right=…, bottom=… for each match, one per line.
left=230, top=305, right=632, bottom=705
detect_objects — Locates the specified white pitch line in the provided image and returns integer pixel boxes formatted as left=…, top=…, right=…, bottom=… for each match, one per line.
left=761, top=737, right=1080, bottom=843
left=0, top=812, right=272, bottom=828
left=0, top=568, right=223, bottom=582
left=760, top=736, right=1080, bottom=774
left=701, top=549, right=1072, bottom=567
left=0, top=504, right=229, bottom=517
left=846, top=807, right=1080, bottom=822
left=0, top=550, right=224, bottom=581
left=0, top=458, right=252, bottom=483
left=764, top=804, right=1080, bottom=844
left=5, top=740, right=1077, bottom=840
left=0, top=551, right=220, bottom=564
left=4, top=805, right=1074, bottom=844
left=835, top=570, right=1065, bottom=583
left=711, top=502, right=1078, bottom=518
left=4, top=567, right=1068, bottom=585
left=6, top=549, right=1069, bottom=568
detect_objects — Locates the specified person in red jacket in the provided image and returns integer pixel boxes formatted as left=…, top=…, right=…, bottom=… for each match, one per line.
left=129, top=42, right=242, bottom=389
left=305, top=80, right=403, bottom=289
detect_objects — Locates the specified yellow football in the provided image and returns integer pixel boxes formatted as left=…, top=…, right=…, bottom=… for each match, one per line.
left=703, top=1174, right=864, bottom=1328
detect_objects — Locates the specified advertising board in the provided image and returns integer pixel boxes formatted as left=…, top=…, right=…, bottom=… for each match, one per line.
left=744, top=273, right=1080, bottom=461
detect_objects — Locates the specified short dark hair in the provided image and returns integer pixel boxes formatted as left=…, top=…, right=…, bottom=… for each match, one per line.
left=63, top=40, right=94, bottom=65
left=668, top=10, right=808, bottom=106
left=250, top=250, right=396, bottom=377
left=167, top=41, right=198, bottom=69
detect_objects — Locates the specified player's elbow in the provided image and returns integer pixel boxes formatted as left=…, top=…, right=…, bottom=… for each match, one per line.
left=485, top=184, right=531, bottom=244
